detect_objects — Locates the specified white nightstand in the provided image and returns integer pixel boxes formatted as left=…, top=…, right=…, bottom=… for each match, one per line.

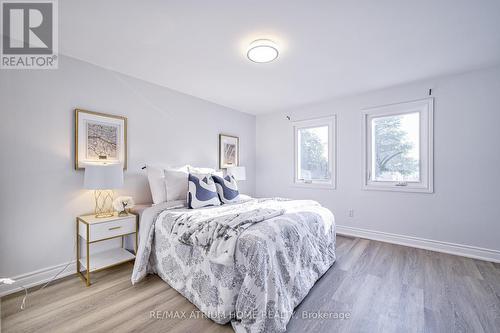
left=76, top=213, right=138, bottom=286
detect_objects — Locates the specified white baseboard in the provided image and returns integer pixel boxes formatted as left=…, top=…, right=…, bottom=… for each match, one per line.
left=336, top=225, right=500, bottom=263
left=0, top=261, right=76, bottom=298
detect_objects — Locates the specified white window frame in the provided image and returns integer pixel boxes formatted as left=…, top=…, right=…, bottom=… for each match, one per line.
left=362, top=98, right=434, bottom=193
left=293, top=116, right=336, bottom=189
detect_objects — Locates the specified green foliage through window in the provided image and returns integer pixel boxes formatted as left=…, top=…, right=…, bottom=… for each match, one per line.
left=299, top=127, right=329, bottom=180
left=372, top=113, right=419, bottom=181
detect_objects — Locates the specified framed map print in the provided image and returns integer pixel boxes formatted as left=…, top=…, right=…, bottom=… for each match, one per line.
left=219, top=134, right=239, bottom=169
left=75, top=109, right=127, bottom=169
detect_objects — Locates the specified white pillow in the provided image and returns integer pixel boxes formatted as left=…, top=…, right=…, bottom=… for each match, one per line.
left=164, top=166, right=189, bottom=202
left=146, top=165, right=168, bottom=204
left=188, top=166, right=223, bottom=177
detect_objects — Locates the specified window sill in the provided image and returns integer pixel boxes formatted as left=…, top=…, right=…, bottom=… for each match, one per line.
left=363, top=184, right=433, bottom=193
left=292, top=182, right=336, bottom=190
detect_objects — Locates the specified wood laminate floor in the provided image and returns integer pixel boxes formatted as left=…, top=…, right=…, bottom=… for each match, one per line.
left=2, top=236, right=500, bottom=332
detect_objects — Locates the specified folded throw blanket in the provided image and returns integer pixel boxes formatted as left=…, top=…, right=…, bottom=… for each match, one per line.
left=177, top=208, right=284, bottom=265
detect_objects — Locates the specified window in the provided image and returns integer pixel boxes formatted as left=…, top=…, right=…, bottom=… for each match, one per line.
left=363, top=98, right=433, bottom=192
left=293, top=116, right=336, bottom=188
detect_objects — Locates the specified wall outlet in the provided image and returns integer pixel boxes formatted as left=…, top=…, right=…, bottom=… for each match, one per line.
left=348, top=209, right=354, bottom=218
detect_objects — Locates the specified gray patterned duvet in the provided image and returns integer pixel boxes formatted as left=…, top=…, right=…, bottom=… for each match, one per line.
left=132, top=198, right=336, bottom=332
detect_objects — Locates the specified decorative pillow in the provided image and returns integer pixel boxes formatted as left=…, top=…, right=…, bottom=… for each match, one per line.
left=164, top=166, right=189, bottom=202
left=187, top=173, right=221, bottom=209
left=212, top=175, right=240, bottom=204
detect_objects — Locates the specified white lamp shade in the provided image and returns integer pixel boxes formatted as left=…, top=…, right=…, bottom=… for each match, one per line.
left=84, top=163, right=124, bottom=189
left=227, top=166, right=246, bottom=181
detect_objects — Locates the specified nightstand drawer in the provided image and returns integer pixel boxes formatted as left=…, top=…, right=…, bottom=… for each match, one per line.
left=90, top=218, right=135, bottom=241
left=79, top=216, right=136, bottom=242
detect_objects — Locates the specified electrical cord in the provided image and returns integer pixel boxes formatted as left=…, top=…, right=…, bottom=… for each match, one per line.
left=2, top=236, right=77, bottom=311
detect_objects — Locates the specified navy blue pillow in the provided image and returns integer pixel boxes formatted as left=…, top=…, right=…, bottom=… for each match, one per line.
left=212, top=175, right=240, bottom=204
left=187, top=173, right=221, bottom=209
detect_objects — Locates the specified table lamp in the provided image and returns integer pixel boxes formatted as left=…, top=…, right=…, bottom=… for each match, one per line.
left=227, top=166, right=246, bottom=181
left=84, top=163, right=124, bottom=217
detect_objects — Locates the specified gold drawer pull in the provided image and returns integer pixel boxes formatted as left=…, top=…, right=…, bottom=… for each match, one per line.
left=108, top=226, right=122, bottom=231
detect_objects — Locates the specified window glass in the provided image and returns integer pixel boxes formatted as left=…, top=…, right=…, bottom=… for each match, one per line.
left=371, top=112, right=420, bottom=182
left=298, top=126, right=330, bottom=181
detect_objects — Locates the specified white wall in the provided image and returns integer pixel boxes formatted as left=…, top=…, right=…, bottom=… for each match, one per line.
left=0, top=56, right=256, bottom=278
left=256, top=66, right=500, bottom=253
left=1, top=56, right=498, bottom=285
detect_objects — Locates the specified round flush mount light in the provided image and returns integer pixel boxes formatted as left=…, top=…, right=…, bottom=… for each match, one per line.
left=247, top=39, right=279, bottom=63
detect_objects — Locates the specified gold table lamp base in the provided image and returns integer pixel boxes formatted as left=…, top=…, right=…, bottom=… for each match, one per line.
left=94, top=190, right=114, bottom=218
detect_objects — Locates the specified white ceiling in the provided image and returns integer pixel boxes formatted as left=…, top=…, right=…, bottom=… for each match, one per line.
left=60, top=0, right=500, bottom=114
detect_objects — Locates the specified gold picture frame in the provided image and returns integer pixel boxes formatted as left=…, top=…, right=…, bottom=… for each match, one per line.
left=75, top=109, right=127, bottom=169
left=219, top=134, right=239, bottom=169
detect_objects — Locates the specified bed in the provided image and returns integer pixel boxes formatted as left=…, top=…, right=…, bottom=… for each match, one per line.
left=131, top=196, right=336, bottom=332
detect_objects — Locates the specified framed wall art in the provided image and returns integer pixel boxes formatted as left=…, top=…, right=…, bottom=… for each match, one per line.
left=75, top=109, right=127, bottom=169
left=219, top=134, right=239, bottom=169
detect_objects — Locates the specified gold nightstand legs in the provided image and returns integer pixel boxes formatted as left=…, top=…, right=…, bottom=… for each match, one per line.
left=135, top=218, right=138, bottom=254
left=76, top=218, right=80, bottom=278
left=76, top=218, right=91, bottom=287
left=86, top=223, right=90, bottom=286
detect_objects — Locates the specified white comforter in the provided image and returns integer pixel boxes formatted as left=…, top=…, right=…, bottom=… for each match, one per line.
left=132, top=198, right=336, bottom=332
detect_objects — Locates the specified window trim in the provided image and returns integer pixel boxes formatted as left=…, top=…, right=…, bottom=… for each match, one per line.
left=293, top=115, right=336, bottom=189
left=362, top=98, right=434, bottom=193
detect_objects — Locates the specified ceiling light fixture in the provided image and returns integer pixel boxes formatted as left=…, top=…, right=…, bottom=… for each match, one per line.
left=247, top=39, right=279, bottom=63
